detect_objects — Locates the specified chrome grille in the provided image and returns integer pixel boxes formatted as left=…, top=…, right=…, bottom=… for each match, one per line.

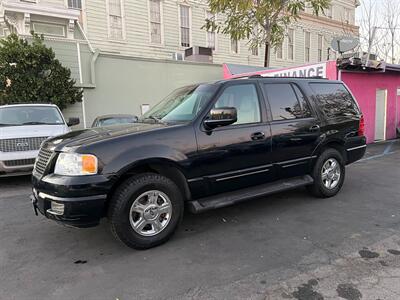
left=34, top=148, right=54, bottom=176
left=4, top=159, right=36, bottom=167
left=0, top=137, right=48, bottom=152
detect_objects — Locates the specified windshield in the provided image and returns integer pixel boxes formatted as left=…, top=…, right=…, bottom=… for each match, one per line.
left=0, top=106, right=64, bottom=127
left=141, top=84, right=217, bottom=123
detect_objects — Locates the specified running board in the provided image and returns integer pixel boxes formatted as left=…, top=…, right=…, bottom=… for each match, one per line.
left=187, top=175, right=314, bottom=213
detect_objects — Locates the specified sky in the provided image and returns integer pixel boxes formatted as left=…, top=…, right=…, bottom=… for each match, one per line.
left=355, top=0, right=400, bottom=61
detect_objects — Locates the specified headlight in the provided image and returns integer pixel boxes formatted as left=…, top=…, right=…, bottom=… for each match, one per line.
left=54, top=153, right=98, bottom=176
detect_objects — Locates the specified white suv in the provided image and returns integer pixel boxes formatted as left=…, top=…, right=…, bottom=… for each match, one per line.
left=0, top=104, right=79, bottom=177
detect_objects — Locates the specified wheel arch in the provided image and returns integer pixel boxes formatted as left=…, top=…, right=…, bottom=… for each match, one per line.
left=107, top=158, right=192, bottom=210
left=313, top=139, right=347, bottom=163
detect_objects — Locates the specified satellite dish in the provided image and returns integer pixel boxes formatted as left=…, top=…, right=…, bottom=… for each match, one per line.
left=331, top=36, right=359, bottom=53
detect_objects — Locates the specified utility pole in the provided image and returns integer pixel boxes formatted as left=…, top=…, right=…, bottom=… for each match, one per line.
left=391, top=29, right=395, bottom=64
left=366, top=26, right=377, bottom=66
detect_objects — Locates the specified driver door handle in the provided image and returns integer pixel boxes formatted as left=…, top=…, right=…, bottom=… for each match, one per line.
left=251, top=132, right=265, bottom=140
left=309, top=125, right=320, bottom=132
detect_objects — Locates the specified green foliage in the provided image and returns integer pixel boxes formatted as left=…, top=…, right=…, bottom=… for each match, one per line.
left=204, top=0, right=331, bottom=66
left=0, top=33, right=82, bottom=110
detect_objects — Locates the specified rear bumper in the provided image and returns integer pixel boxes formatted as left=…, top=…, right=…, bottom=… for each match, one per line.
left=345, top=136, right=367, bottom=164
left=31, top=173, right=114, bottom=228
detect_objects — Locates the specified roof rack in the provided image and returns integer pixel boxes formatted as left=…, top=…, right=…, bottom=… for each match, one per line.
left=233, top=75, right=327, bottom=80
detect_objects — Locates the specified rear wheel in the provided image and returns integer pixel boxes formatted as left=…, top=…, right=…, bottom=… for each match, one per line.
left=308, top=148, right=345, bottom=198
left=108, top=173, right=184, bottom=249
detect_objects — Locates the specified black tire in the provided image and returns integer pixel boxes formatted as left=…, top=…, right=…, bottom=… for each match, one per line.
left=307, top=148, right=345, bottom=198
left=108, top=173, right=184, bottom=250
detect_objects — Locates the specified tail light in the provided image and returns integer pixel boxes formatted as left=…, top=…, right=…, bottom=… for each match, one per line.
left=358, top=115, right=365, bottom=136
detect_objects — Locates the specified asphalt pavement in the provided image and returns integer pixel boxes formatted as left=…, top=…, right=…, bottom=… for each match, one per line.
left=0, top=140, right=399, bottom=300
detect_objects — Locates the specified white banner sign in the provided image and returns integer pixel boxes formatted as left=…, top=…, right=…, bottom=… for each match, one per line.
left=261, top=63, right=327, bottom=78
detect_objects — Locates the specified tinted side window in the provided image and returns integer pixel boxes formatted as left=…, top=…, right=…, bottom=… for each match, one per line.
left=292, top=84, right=312, bottom=118
left=214, top=84, right=261, bottom=125
left=309, top=83, right=360, bottom=118
left=263, top=83, right=304, bottom=121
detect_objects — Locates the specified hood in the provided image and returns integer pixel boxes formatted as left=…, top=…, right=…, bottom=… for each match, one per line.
left=0, top=124, right=69, bottom=140
left=44, top=122, right=168, bottom=151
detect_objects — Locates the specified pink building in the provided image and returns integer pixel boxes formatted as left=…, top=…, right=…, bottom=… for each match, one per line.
left=223, top=61, right=400, bottom=143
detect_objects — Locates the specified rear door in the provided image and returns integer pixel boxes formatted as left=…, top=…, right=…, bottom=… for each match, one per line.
left=262, top=81, right=321, bottom=178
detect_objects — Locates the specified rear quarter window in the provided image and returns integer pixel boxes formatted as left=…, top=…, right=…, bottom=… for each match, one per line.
left=309, top=83, right=360, bottom=118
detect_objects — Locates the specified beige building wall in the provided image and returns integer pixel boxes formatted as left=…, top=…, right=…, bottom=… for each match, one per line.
left=81, top=0, right=358, bottom=67
left=1, top=0, right=359, bottom=68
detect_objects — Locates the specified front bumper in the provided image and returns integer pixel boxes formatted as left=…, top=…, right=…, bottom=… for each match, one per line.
left=0, top=150, right=38, bottom=177
left=31, top=190, right=107, bottom=228
left=31, top=173, right=114, bottom=228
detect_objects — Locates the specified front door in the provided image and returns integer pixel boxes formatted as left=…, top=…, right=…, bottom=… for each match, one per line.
left=194, top=82, right=273, bottom=197
left=262, top=82, right=321, bottom=178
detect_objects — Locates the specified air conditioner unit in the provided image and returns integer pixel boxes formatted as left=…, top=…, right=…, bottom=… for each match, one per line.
left=184, top=46, right=213, bottom=63
left=172, top=52, right=184, bottom=61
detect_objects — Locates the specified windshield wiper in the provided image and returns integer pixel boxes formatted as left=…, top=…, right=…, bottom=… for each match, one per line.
left=143, top=115, right=166, bottom=124
left=0, top=123, right=17, bottom=127
left=21, top=122, right=51, bottom=125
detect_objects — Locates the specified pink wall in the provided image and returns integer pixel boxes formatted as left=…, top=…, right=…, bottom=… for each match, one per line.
left=341, top=71, right=400, bottom=143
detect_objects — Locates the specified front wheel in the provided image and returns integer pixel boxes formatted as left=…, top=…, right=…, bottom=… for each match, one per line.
left=308, top=148, right=345, bottom=198
left=108, top=173, right=184, bottom=249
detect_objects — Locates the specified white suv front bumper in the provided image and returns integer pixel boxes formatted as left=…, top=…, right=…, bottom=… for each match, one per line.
left=0, top=150, right=39, bottom=177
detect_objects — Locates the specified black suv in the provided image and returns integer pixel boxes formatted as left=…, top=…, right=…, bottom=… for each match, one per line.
left=31, top=78, right=366, bottom=249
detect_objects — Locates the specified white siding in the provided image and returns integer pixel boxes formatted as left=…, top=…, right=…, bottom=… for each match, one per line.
left=10, top=0, right=358, bottom=67
left=81, top=0, right=358, bottom=67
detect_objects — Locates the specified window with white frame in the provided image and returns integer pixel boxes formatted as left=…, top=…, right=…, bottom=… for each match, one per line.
left=108, top=0, right=124, bottom=40
left=68, top=0, right=82, bottom=9
left=32, top=22, right=66, bottom=37
left=304, top=31, right=311, bottom=62
left=276, top=42, right=283, bottom=59
left=149, top=0, right=162, bottom=44
left=251, top=46, right=258, bottom=56
left=251, top=26, right=259, bottom=56
left=206, top=11, right=216, bottom=50
left=180, top=5, right=190, bottom=47
left=344, top=8, right=350, bottom=23
left=288, top=28, right=294, bottom=60
left=324, top=5, right=333, bottom=19
left=231, top=39, right=238, bottom=54
left=318, top=34, right=323, bottom=61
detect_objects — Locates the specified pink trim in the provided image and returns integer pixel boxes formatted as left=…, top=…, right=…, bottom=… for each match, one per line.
left=222, top=64, right=232, bottom=79
left=222, top=61, right=338, bottom=79
left=325, top=61, right=338, bottom=80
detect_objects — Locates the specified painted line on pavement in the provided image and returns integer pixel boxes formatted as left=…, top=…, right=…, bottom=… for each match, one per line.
left=357, top=141, right=398, bottom=162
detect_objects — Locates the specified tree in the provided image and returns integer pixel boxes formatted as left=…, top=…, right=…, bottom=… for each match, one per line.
left=0, top=33, right=82, bottom=110
left=358, top=0, right=400, bottom=63
left=383, top=0, right=400, bottom=63
left=358, top=0, right=380, bottom=55
left=204, top=0, right=330, bottom=67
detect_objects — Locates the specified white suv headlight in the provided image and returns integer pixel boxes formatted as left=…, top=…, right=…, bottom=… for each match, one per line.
left=54, top=153, right=98, bottom=176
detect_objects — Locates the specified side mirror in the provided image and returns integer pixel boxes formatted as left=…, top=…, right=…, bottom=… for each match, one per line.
left=204, top=107, right=237, bottom=130
left=67, top=117, right=80, bottom=127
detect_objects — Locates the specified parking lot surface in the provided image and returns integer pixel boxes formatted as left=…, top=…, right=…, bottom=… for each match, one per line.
left=1, top=140, right=400, bottom=300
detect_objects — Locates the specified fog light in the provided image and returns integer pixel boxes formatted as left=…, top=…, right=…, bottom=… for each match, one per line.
left=48, top=201, right=65, bottom=216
